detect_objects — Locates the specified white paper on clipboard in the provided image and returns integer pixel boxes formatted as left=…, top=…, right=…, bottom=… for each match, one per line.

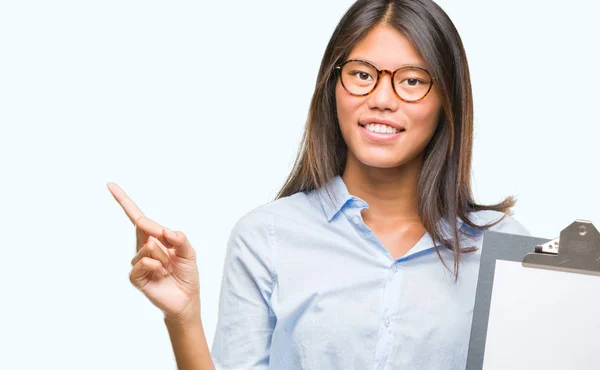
left=482, top=259, right=600, bottom=370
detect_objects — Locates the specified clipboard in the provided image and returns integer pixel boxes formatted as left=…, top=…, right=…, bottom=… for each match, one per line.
left=465, top=220, right=600, bottom=370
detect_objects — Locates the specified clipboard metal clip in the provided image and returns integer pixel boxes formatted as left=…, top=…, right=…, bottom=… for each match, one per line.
left=534, top=237, right=560, bottom=255
left=522, top=220, right=600, bottom=276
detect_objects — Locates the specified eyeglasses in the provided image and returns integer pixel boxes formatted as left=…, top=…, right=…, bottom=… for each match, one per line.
left=335, top=59, right=436, bottom=103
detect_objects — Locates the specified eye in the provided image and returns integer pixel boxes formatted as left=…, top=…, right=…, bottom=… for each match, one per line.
left=351, top=71, right=374, bottom=81
left=401, top=78, right=425, bottom=86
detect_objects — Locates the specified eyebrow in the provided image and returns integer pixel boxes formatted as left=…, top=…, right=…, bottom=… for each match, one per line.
left=350, top=57, right=428, bottom=70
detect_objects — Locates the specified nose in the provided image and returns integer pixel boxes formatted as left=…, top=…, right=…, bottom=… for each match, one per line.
left=366, top=71, right=399, bottom=112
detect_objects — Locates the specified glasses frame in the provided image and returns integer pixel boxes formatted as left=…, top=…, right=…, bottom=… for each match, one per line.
left=334, top=59, right=436, bottom=103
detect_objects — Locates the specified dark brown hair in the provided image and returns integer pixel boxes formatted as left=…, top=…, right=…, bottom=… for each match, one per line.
left=275, top=0, right=514, bottom=279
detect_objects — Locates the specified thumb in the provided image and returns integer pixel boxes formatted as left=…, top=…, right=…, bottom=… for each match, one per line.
left=162, top=228, right=196, bottom=259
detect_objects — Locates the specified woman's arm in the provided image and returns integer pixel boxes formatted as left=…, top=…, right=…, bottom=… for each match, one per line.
left=165, top=299, right=215, bottom=370
left=211, top=208, right=277, bottom=369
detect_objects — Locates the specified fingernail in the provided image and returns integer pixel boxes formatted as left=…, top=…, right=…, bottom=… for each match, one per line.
left=168, top=264, right=173, bottom=273
left=162, top=267, right=169, bottom=276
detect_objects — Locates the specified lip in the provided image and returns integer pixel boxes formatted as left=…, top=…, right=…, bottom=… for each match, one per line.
left=358, top=118, right=405, bottom=143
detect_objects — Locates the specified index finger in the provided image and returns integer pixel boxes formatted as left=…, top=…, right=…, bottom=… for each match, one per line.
left=107, top=182, right=144, bottom=225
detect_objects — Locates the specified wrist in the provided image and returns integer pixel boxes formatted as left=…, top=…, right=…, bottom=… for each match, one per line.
left=164, top=295, right=202, bottom=326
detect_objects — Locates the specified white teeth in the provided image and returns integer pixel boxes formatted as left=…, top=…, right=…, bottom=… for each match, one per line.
left=365, top=123, right=399, bottom=134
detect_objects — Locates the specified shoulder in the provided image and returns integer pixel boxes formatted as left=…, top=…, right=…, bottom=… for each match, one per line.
left=226, top=191, right=319, bottom=271
left=230, top=190, right=319, bottom=238
left=466, top=210, right=530, bottom=236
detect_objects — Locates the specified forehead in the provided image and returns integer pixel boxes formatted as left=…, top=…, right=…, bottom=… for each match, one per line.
left=347, top=24, right=426, bottom=70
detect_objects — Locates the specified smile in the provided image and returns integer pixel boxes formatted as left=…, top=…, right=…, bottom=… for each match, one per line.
left=358, top=123, right=405, bottom=142
left=359, top=123, right=403, bottom=134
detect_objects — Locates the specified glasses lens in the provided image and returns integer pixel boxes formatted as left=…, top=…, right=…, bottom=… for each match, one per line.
left=340, top=61, right=378, bottom=95
left=393, top=67, right=432, bottom=101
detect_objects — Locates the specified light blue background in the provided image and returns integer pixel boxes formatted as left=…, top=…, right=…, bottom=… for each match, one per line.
left=1, top=1, right=598, bottom=368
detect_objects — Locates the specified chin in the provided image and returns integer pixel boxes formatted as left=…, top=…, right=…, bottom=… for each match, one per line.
left=354, top=151, right=410, bottom=169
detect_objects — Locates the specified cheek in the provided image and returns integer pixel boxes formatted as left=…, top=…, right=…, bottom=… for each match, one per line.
left=412, top=106, right=440, bottom=133
left=406, top=94, right=442, bottom=136
left=335, top=82, right=361, bottom=128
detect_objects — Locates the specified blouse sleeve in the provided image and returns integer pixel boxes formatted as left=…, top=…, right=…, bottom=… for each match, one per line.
left=211, top=208, right=277, bottom=369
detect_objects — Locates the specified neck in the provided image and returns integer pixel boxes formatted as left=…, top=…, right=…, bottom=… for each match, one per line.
left=341, top=153, right=423, bottom=224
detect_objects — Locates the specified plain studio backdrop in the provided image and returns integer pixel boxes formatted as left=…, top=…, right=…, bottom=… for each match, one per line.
left=0, top=0, right=598, bottom=368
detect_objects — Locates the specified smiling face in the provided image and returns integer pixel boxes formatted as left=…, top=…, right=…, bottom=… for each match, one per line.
left=336, top=24, right=442, bottom=170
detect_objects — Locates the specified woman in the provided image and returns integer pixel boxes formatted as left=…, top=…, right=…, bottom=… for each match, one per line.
left=108, top=0, right=528, bottom=368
